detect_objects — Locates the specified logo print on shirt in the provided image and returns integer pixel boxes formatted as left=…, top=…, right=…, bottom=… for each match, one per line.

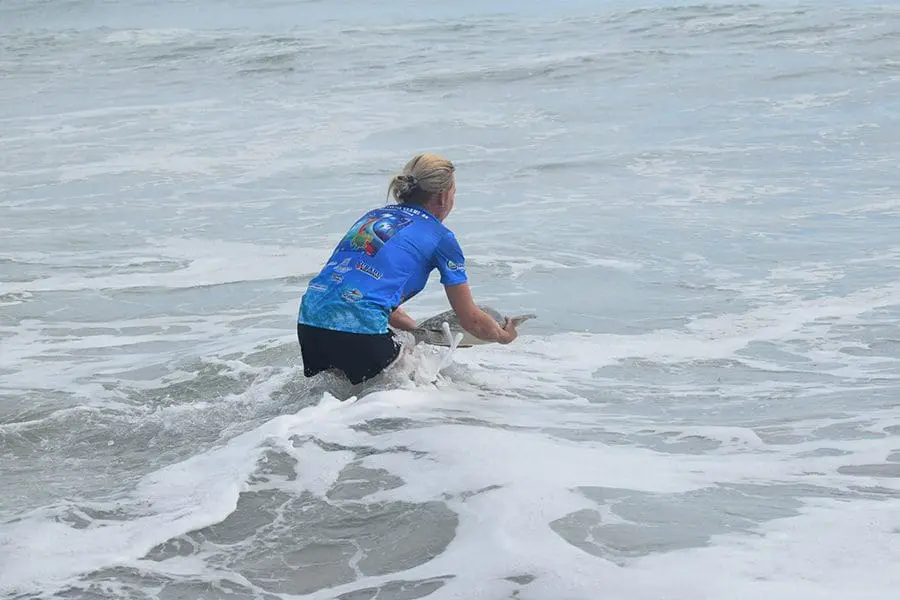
left=355, top=261, right=383, bottom=280
left=341, top=288, right=363, bottom=303
left=446, top=259, right=465, bottom=271
left=339, top=211, right=413, bottom=257
left=399, top=205, right=428, bottom=219
left=334, top=258, right=352, bottom=273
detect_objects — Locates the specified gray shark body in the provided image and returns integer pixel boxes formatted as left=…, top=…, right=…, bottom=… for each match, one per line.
left=409, top=305, right=537, bottom=348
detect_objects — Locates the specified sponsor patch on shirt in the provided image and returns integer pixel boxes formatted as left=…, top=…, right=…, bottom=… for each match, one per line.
left=341, top=288, right=363, bottom=303
left=355, top=261, right=383, bottom=280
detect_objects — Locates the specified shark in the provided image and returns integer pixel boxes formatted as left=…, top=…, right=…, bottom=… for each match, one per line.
left=408, top=305, right=537, bottom=348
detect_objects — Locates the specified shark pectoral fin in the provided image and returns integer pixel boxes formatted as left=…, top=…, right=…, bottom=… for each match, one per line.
left=508, top=313, right=537, bottom=327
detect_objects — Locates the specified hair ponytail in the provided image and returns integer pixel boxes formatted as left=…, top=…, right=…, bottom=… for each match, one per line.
left=386, top=153, right=455, bottom=205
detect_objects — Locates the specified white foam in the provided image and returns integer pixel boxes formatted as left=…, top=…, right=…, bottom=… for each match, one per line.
left=0, top=100, right=222, bottom=126
left=767, top=262, right=846, bottom=286
left=1, top=237, right=331, bottom=294
left=770, top=90, right=854, bottom=113
left=658, top=425, right=767, bottom=452
left=460, top=249, right=641, bottom=281
left=455, top=279, right=900, bottom=388
left=0, top=390, right=471, bottom=593
left=464, top=254, right=579, bottom=279
left=629, top=499, right=900, bottom=600
left=216, top=384, right=897, bottom=600
left=3, top=344, right=898, bottom=598
left=0, top=292, right=307, bottom=400
left=0, top=412, right=286, bottom=596
left=358, top=423, right=783, bottom=509
left=101, top=29, right=200, bottom=46
left=829, top=197, right=900, bottom=216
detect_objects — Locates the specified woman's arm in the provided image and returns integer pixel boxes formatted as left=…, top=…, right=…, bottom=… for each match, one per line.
left=444, top=283, right=517, bottom=344
left=389, top=306, right=418, bottom=331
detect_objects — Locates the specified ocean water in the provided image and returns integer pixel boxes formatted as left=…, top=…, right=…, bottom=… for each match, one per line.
left=2, top=0, right=899, bottom=598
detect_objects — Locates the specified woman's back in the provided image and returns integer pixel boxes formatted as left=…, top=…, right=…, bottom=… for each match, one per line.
left=298, top=202, right=466, bottom=335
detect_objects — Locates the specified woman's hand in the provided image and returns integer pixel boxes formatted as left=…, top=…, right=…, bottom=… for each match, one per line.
left=444, top=282, right=520, bottom=344
left=497, top=317, right=518, bottom=344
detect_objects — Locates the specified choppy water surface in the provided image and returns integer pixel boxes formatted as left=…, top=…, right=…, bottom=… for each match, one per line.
left=2, top=1, right=899, bottom=598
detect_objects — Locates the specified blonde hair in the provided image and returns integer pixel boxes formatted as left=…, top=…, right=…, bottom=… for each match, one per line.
left=386, top=152, right=455, bottom=205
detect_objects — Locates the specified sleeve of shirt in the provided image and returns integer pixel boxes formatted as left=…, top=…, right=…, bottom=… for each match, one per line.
left=435, top=230, right=468, bottom=286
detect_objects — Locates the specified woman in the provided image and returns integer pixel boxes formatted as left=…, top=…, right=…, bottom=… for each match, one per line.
left=297, top=152, right=518, bottom=385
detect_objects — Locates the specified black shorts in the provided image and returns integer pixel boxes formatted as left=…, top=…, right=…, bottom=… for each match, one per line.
left=297, top=323, right=402, bottom=385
